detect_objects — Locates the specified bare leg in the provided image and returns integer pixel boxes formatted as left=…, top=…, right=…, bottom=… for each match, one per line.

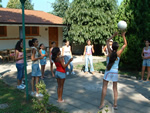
left=31, top=77, right=35, bottom=92
left=57, top=79, right=61, bottom=101
left=17, top=80, right=22, bottom=85
left=41, top=65, right=45, bottom=78
left=141, top=66, right=145, bottom=80
left=146, top=67, right=150, bottom=81
left=60, top=79, right=65, bottom=100
left=35, top=77, right=39, bottom=94
left=99, top=79, right=109, bottom=108
left=113, top=82, right=118, bottom=107
left=51, top=62, right=55, bottom=77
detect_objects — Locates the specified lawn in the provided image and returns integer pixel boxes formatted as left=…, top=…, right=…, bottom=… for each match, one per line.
left=0, top=80, right=67, bottom=113
left=75, top=61, right=142, bottom=79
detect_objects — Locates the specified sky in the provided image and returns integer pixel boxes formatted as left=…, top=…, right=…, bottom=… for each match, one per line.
left=2, top=0, right=123, bottom=13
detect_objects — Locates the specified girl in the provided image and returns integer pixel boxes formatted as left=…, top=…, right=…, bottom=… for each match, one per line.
left=29, top=38, right=44, bottom=97
left=49, top=41, right=56, bottom=77
left=52, top=47, right=73, bottom=102
left=39, top=44, right=48, bottom=79
left=62, top=40, right=75, bottom=75
left=15, top=39, right=25, bottom=90
left=83, top=39, right=95, bottom=74
left=99, top=32, right=127, bottom=110
left=141, top=40, right=150, bottom=81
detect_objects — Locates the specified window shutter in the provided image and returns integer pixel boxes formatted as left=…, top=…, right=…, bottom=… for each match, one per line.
left=0, top=26, right=7, bottom=37
left=25, top=27, right=31, bottom=36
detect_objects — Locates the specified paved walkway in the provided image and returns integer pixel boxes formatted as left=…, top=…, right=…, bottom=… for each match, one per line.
left=0, top=56, right=150, bottom=113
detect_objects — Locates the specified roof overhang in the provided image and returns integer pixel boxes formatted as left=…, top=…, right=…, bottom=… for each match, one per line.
left=0, top=22, right=68, bottom=27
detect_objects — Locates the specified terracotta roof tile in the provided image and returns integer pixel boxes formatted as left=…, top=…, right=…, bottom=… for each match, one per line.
left=0, top=8, right=63, bottom=25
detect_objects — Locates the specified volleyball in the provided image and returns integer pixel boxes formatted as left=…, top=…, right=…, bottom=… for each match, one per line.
left=117, top=21, right=127, bottom=30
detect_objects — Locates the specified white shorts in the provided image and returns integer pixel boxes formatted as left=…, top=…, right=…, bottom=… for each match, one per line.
left=103, top=69, right=118, bottom=82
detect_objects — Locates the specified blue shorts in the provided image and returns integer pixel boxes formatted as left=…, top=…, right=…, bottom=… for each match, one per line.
left=16, top=63, right=24, bottom=80
left=40, top=59, right=46, bottom=65
left=32, top=64, right=41, bottom=77
left=55, top=71, right=66, bottom=79
left=143, top=59, right=150, bottom=67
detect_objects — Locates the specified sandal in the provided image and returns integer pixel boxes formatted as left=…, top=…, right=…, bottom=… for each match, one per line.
left=99, top=105, right=105, bottom=110
left=113, top=105, right=118, bottom=110
left=57, top=99, right=65, bottom=103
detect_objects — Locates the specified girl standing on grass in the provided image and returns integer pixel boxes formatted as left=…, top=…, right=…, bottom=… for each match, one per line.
left=49, top=41, right=56, bottom=77
left=52, top=47, right=73, bottom=102
left=141, top=40, right=150, bottom=81
left=83, top=39, right=95, bottom=74
left=39, top=44, right=48, bottom=79
left=29, top=38, right=44, bottom=97
left=99, top=32, right=127, bottom=110
left=15, top=39, right=25, bottom=90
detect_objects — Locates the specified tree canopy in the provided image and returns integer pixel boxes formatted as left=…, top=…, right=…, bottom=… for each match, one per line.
left=115, top=0, right=150, bottom=70
left=0, top=0, right=2, bottom=7
left=7, top=0, right=34, bottom=10
left=51, top=0, right=70, bottom=18
left=64, top=0, right=118, bottom=44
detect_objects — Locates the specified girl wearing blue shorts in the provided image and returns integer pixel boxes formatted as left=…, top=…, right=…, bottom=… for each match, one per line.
left=52, top=47, right=73, bottom=103
left=29, top=38, right=44, bottom=97
left=15, top=39, right=25, bottom=90
left=141, top=40, right=150, bottom=81
left=39, top=44, right=48, bottom=79
left=99, top=32, right=127, bottom=110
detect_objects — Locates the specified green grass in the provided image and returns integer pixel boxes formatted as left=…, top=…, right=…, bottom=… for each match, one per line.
left=75, top=61, right=141, bottom=79
left=0, top=80, right=67, bottom=113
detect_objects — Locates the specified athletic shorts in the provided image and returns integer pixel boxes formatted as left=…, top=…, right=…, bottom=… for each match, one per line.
left=103, top=69, right=118, bottom=82
left=55, top=71, right=66, bottom=79
left=142, top=59, right=150, bottom=67
left=32, top=64, right=41, bottom=77
left=40, top=59, right=47, bottom=65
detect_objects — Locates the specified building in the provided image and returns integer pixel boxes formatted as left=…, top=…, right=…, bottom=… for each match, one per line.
left=0, top=8, right=66, bottom=51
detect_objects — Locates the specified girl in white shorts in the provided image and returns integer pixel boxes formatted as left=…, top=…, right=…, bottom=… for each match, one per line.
left=99, top=31, right=127, bottom=110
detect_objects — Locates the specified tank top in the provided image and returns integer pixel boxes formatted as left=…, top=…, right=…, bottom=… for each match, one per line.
left=55, top=62, right=66, bottom=73
left=86, top=45, right=92, bottom=55
left=16, top=51, right=24, bottom=64
left=63, top=46, right=71, bottom=56
left=41, top=49, right=46, bottom=59
left=143, top=47, right=150, bottom=57
left=107, top=57, right=120, bottom=70
left=31, top=47, right=39, bottom=64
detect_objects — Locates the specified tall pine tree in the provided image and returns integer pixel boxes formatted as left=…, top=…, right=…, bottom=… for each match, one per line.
left=64, top=0, right=118, bottom=44
left=7, top=0, right=34, bottom=10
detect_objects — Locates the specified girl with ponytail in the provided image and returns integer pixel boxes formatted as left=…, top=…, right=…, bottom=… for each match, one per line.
left=99, top=32, right=127, bottom=110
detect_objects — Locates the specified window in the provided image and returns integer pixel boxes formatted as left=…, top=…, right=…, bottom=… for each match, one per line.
left=25, top=27, right=39, bottom=36
left=0, top=26, right=7, bottom=37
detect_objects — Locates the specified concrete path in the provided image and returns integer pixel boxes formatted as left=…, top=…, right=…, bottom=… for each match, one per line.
left=0, top=56, right=150, bottom=113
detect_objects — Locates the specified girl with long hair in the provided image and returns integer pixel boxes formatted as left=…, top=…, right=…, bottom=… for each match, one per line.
left=29, top=38, right=44, bottom=97
left=99, top=32, right=127, bottom=110
left=15, top=39, right=25, bottom=89
left=52, top=47, right=73, bottom=102
left=141, top=40, right=150, bottom=81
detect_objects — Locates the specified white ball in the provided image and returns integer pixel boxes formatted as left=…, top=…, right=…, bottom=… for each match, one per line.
left=117, top=21, right=127, bottom=30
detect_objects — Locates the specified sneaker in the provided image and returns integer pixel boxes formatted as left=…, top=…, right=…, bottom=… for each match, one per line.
left=22, top=80, right=24, bottom=84
left=21, top=84, right=26, bottom=88
left=31, top=91, right=36, bottom=96
left=71, top=71, right=75, bottom=75
left=36, top=93, right=43, bottom=97
left=66, top=72, right=69, bottom=75
left=17, top=85, right=24, bottom=90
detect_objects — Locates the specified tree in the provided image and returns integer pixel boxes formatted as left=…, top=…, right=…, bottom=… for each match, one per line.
left=51, top=0, right=70, bottom=18
left=7, top=0, right=34, bottom=10
left=64, top=0, right=118, bottom=44
left=0, top=0, right=2, bottom=7
left=115, top=0, right=150, bottom=71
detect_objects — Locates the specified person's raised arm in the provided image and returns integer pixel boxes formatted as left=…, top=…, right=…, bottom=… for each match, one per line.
left=92, top=45, right=95, bottom=53
left=106, top=32, right=118, bottom=55
left=117, top=32, right=127, bottom=57
left=60, top=57, right=73, bottom=68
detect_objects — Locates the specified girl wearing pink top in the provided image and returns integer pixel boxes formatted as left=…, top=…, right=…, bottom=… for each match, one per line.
left=141, top=40, right=150, bottom=81
left=15, top=39, right=25, bottom=90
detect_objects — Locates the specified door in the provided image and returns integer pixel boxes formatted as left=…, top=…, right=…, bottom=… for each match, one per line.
left=49, top=27, right=58, bottom=47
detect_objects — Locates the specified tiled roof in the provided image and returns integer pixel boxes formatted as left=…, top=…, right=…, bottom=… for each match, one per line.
left=0, top=8, right=63, bottom=25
